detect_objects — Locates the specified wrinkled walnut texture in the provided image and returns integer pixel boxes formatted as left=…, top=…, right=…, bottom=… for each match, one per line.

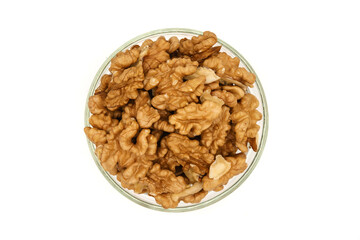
left=84, top=31, right=262, bottom=208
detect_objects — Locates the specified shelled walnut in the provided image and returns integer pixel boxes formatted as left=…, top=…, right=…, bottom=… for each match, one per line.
left=85, top=31, right=262, bottom=209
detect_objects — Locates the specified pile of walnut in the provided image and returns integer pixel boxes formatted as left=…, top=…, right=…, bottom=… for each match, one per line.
left=84, top=31, right=262, bottom=209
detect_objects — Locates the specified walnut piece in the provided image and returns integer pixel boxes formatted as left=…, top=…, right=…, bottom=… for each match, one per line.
left=109, top=46, right=140, bottom=74
left=169, top=100, right=223, bottom=136
left=168, top=36, right=180, bottom=53
left=182, top=190, right=208, bottom=204
left=85, top=31, right=263, bottom=208
left=201, top=106, right=231, bottom=154
left=136, top=104, right=160, bottom=128
left=217, top=129, right=238, bottom=157
left=110, top=59, right=144, bottom=88
left=119, top=118, right=151, bottom=155
left=203, top=80, right=221, bottom=91
left=143, top=36, right=170, bottom=73
left=203, top=153, right=247, bottom=191
left=84, top=127, right=106, bottom=146
left=203, top=52, right=256, bottom=86
left=149, top=58, right=202, bottom=111
left=155, top=182, right=203, bottom=209
left=89, top=113, right=118, bottom=131
left=153, top=120, right=175, bottom=132
left=164, top=133, right=214, bottom=175
left=212, top=90, right=238, bottom=107
left=184, top=168, right=201, bottom=183
left=105, top=81, right=143, bottom=111
left=209, top=155, right=231, bottom=180
left=88, top=94, right=107, bottom=115
left=191, top=46, right=221, bottom=61
left=248, top=133, right=259, bottom=152
left=231, top=93, right=262, bottom=152
left=96, top=139, right=137, bottom=175
left=146, top=163, right=187, bottom=196
left=117, top=159, right=153, bottom=193
left=222, top=85, right=245, bottom=99
left=200, top=89, right=224, bottom=106
left=179, top=31, right=217, bottom=55
left=185, top=66, right=220, bottom=84
left=95, top=74, right=111, bottom=95
left=158, top=151, right=181, bottom=172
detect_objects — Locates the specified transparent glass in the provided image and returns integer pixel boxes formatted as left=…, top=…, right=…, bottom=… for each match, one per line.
left=84, top=28, right=269, bottom=212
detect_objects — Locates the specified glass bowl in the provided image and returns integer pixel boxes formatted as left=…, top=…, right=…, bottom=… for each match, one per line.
left=84, top=28, right=269, bottom=212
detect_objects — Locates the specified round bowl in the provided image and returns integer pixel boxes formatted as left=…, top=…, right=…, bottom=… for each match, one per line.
left=84, top=28, right=269, bottom=212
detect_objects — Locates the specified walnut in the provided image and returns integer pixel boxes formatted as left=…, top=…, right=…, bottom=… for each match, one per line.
left=164, top=133, right=214, bottom=175
left=96, top=140, right=137, bottom=175
left=117, top=159, right=153, bottom=193
left=153, top=120, right=175, bottom=132
left=146, top=163, right=187, bottom=196
left=95, top=74, right=111, bottom=95
left=89, top=113, right=118, bottom=131
left=203, top=52, right=255, bottom=86
left=185, top=66, right=220, bottom=84
left=201, top=106, right=231, bottom=154
left=146, top=133, right=158, bottom=157
left=149, top=58, right=204, bottom=110
left=154, top=182, right=203, bottom=209
left=179, top=38, right=195, bottom=56
left=184, top=168, right=201, bottom=183
left=110, top=59, right=144, bottom=88
left=211, top=90, right=238, bottom=107
left=192, top=31, right=217, bottom=53
left=109, top=46, right=140, bottom=74
left=231, top=93, right=262, bottom=152
left=191, top=46, right=221, bottom=62
left=123, top=91, right=151, bottom=118
left=119, top=118, right=151, bottom=155
left=177, top=75, right=205, bottom=95
left=217, top=129, right=238, bottom=156
left=143, top=75, right=160, bottom=90
left=95, top=143, right=118, bottom=175
left=179, top=31, right=217, bottom=55
left=168, top=36, right=180, bottom=53
left=203, top=153, right=247, bottom=191
left=204, top=80, right=221, bottom=91
left=106, top=121, right=125, bottom=142
left=209, top=155, right=231, bottom=180
left=151, top=94, right=180, bottom=111
left=105, top=81, right=143, bottom=111
left=248, top=133, right=259, bottom=152
left=152, top=109, right=174, bottom=132
left=140, top=39, right=154, bottom=50
left=158, top=152, right=181, bottom=172
left=88, top=94, right=107, bottom=115
left=222, top=85, right=245, bottom=99
left=139, top=40, right=152, bottom=59
left=136, top=104, right=160, bottom=128
left=85, top=31, right=263, bottom=208
left=105, top=60, right=145, bottom=111
left=154, top=58, right=199, bottom=93
left=169, top=100, right=223, bottom=136
left=93, top=119, right=138, bottom=174
left=182, top=190, right=208, bottom=204
left=84, top=127, right=106, bottom=146
left=232, top=112, right=249, bottom=153
left=143, top=36, right=170, bottom=73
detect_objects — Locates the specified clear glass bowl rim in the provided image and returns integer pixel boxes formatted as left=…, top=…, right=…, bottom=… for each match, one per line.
left=84, top=28, right=269, bottom=212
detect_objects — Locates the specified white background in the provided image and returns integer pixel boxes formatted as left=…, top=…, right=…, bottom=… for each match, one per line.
left=1, top=0, right=359, bottom=239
